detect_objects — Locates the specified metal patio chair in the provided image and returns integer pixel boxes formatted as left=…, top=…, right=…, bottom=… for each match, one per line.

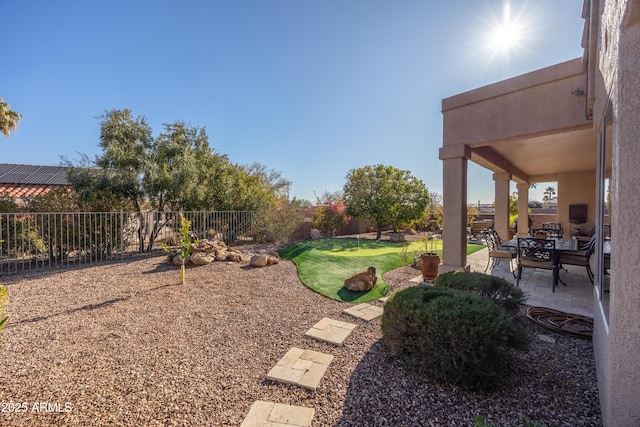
left=482, top=229, right=517, bottom=277
left=516, top=237, right=561, bottom=292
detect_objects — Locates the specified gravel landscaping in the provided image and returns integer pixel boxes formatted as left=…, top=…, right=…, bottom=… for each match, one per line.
left=0, top=250, right=601, bottom=426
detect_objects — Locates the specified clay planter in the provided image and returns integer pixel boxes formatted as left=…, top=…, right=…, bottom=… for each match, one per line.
left=420, top=253, right=441, bottom=281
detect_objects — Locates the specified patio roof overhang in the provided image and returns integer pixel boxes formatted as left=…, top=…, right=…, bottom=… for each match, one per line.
left=440, top=58, right=597, bottom=184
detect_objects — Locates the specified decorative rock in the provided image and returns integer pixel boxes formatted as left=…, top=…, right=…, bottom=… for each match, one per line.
left=214, top=249, right=228, bottom=261
left=389, top=233, right=405, bottom=242
left=171, top=254, right=183, bottom=266
left=310, top=229, right=322, bottom=240
left=190, top=252, right=215, bottom=265
left=227, top=251, right=243, bottom=263
left=250, top=254, right=269, bottom=267
left=344, top=267, right=377, bottom=292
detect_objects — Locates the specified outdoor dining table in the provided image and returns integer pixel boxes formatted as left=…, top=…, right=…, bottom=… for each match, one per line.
left=501, top=236, right=579, bottom=290
left=501, top=237, right=578, bottom=252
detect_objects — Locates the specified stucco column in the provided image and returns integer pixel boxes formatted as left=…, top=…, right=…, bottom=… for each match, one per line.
left=439, top=145, right=471, bottom=272
left=516, top=182, right=530, bottom=236
left=493, top=173, right=511, bottom=241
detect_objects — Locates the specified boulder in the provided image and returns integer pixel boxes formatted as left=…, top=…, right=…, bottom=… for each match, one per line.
left=190, top=252, right=215, bottom=265
left=227, top=251, right=243, bottom=263
left=214, top=248, right=228, bottom=261
left=310, top=229, right=323, bottom=240
left=344, top=266, right=378, bottom=292
left=389, top=233, right=405, bottom=242
left=250, top=254, right=269, bottom=267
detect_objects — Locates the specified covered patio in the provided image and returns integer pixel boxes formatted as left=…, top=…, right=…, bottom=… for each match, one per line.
left=438, top=55, right=610, bottom=320
left=467, top=245, right=594, bottom=318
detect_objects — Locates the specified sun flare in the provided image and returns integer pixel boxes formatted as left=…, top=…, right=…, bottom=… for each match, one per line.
left=489, top=2, right=522, bottom=52
left=490, top=21, right=521, bottom=51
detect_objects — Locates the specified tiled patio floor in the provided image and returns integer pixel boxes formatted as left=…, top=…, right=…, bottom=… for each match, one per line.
left=467, top=247, right=595, bottom=317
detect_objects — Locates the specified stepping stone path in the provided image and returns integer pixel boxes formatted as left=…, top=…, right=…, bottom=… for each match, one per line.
left=304, top=317, right=356, bottom=346
left=266, top=347, right=334, bottom=391
left=342, top=302, right=384, bottom=321
left=241, top=400, right=314, bottom=427
left=242, top=299, right=387, bottom=425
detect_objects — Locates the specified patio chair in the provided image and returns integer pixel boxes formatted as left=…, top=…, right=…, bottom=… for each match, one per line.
left=468, top=220, right=487, bottom=241
left=558, top=235, right=597, bottom=284
left=482, top=229, right=517, bottom=277
left=516, top=237, right=561, bottom=292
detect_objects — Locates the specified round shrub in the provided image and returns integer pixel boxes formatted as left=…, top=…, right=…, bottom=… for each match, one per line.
left=434, top=271, right=526, bottom=315
left=381, top=286, right=529, bottom=391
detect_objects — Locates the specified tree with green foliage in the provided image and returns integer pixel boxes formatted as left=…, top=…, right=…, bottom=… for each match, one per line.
left=144, top=120, right=215, bottom=212
left=343, top=164, right=429, bottom=239
left=543, top=186, right=556, bottom=207
left=65, top=108, right=294, bottom=250
left=67, top=109, right=153, bottom=252
left=0, top=96, right=22, bottom=137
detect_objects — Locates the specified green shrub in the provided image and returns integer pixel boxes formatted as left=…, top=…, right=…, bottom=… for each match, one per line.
left=381, top=286, right=529, bottom=391
left=434, top=271, right=526, bottom=315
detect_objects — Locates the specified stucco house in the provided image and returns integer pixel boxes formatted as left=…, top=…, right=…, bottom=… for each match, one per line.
left=439, top=1, right=638, bottom=425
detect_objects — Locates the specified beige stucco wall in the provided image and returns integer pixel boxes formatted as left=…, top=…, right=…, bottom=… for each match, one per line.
left=556, top=171, right=596, bottom=235
left=593, top=1, right=640, bottom=426
left=442, top=59, right=590, bottom=148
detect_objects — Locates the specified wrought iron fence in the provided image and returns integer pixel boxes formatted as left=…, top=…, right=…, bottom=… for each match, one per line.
left=0, top=210, right=258, bottom=274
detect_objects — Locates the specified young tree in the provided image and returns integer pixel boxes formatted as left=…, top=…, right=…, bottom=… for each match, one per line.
left=343, top=164, right=429, bottom=239
left=0, top=96, right=22, bottom=137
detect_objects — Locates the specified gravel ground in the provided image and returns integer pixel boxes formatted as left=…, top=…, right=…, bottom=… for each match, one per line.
left=0, top=250, right=601, bottom=426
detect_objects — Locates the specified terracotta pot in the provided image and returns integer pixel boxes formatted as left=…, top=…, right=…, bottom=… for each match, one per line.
left=420, top=253, right=440, bottom=281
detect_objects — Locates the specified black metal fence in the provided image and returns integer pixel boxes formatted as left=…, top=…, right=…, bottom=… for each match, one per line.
left=0, top=210, right=258, bottom=274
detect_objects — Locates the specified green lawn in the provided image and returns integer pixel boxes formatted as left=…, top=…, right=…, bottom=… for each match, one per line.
left=278, top=238, right=485, bottom=303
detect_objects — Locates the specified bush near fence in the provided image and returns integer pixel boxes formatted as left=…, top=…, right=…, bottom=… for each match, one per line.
left=0, top=210, right=269, bottom=274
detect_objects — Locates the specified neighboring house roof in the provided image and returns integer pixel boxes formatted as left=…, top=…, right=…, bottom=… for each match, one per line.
left=0, top=163, right=71, bottom=199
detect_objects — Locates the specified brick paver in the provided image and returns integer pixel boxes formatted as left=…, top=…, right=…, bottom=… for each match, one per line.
left=241, top=400, right=315, bottom=427
left=266, top=347, right=334, bottom=391
left=304, top=317, right=356, bottom=346
left=342, top=303, right=384, bottom=321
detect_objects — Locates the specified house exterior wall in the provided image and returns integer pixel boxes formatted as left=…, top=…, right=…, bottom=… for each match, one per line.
left=556, top=170, right=597, bottom=235
left=442, top=59, right=590, bottom=148
left=593, top=1, right=640, bottom=425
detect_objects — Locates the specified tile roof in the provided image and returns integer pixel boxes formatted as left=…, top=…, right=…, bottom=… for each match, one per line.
left=0, top=164, right=72, bottom=200
left=0, top=184, right=71, bottom=199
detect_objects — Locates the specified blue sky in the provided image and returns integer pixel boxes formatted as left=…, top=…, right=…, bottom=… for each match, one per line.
left=2, top=0, right=584, bottom=203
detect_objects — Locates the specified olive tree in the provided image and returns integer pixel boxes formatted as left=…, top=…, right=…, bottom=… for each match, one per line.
left=343, top=164, right=429, bottom=239
left=0, top=96, right=22, bottom=137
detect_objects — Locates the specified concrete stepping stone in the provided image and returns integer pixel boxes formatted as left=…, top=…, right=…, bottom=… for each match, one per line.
left=305, top=317, right=356, bottom=346
left=241, top=400, right=315, bottom=427
left=266, top=347, right=334, bottom=391
left=342, top=303, right=384, bottom=321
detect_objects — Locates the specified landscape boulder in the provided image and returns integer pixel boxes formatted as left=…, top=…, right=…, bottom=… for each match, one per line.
left=344, top=266, right=378, bottom=292
left=250, top=253, right=280, bottom=267
left=190, top=252, right=216, bottom=265
left=310, top=229, right=323, bottom=240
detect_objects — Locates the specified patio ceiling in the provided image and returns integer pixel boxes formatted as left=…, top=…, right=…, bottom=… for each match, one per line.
left=468, top=126, right=598, bottom=184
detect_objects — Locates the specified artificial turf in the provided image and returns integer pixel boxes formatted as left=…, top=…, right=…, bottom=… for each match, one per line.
left=278, top=238, right=485, bottom=303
